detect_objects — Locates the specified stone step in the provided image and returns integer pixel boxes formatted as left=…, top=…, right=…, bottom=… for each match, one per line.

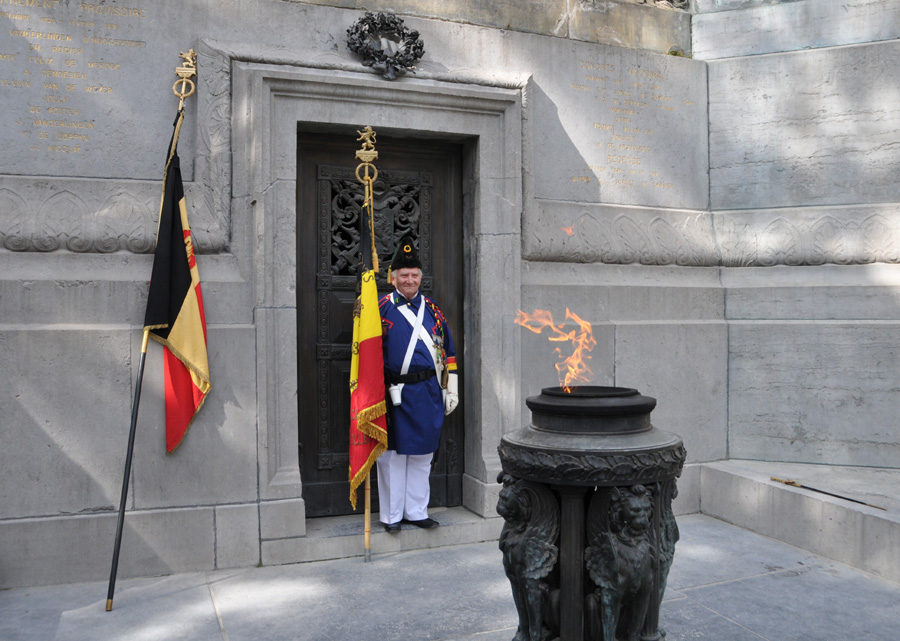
left=291, top=462, right=900, bottom=586
left=290, top=506, right=504, bottom=564
left=696, top=460, right=900, bottom=584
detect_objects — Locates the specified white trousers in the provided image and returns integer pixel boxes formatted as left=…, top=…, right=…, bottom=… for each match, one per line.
left=376, top=450, right=433, bottom=524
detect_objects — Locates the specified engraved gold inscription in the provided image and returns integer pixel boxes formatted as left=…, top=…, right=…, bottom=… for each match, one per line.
left=9, top=2, right=149, bottom=159
left=570, top=59, right=686, bottom=192
left=79, top=4, right=147, bottom=17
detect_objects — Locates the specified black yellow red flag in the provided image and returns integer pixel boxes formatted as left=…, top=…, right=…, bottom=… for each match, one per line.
left=348, top=267, right=388, bottom=509
left=144, top=110, right=211, bottom=453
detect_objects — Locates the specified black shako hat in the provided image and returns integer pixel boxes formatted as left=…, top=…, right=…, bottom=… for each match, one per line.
left=387, top=236, right=422, bottom=286
left=389, top=235, right=422, bottom=271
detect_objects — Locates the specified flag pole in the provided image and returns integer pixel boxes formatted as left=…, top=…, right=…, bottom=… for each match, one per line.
left=771, top=477, right=887, bottom=511
left=349, top=125, right=384, bottom=561
left=106, top=49, right=199, bottom=612
left=357, top=126, right=379, bottom=563
left=106, top=328, right=150, bottom=611
left=364, top=474, right=372, bottom=562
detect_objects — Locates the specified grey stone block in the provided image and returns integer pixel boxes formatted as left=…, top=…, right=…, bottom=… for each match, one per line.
left=0, top=508, right=214, bottom=588
left=463, top=473, right=501, bottom=519
left=529, top=42, right=708, bottom=210
left=521, top=262, right=725, bottom=322
left=216, top=503, right=260, bottom=570
left=694, top=0, right=900, bottom=59
left=714, top=204, right=900, bottom=269
left=0, top=328, right=131, bottom=519
left=303, top=0, right=570, bottom=39
left=708, top=40, right=900, bottom=210
left=728, top=322, right=900, bottom=467
left=616, top=322, right=728, bottom=463
left=569, top=1, right=691, bottom=54
left=255, top=306, right=302, bottom=501
left=672, top=462, right=701, bottom=515
left=259, top=498, right=306, bottom=540
left=132, top=326, right=258, bottom=507
left=695, top=0, right=793, bottom=13
left=723, top=264, right=900, bottom=319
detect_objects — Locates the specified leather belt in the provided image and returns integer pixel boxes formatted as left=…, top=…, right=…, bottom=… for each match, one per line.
left=387, top=369, right=436, bottom=385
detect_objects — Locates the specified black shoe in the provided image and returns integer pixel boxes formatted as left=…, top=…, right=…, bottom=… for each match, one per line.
left=404, top=517, right=439, bottom=529
left=382, top=522, right=401, bottom=533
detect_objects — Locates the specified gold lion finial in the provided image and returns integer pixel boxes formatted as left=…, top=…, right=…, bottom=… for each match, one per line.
left=173, top=49, right=198, bottom=110
left=178, top=49, right=197, bottom=70
left=356, top=125, right=377, bottom=151
left=355, top=126, right=379, bottom=273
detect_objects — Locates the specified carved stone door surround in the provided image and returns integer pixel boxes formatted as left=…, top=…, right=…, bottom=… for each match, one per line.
left=223, top=44, right=524, bottom=519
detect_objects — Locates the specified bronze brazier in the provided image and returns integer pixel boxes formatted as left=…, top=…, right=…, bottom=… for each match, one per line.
left=497, top=386, right=685, bottom=641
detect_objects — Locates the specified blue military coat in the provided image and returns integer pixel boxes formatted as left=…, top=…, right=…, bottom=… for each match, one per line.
left=379, top=290, right=457, bottom=455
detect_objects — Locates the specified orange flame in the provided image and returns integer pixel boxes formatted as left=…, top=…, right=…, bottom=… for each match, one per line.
left=515, top=308, right=596, bottom=392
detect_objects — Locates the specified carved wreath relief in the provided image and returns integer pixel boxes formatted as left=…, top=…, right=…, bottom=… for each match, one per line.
left=496, top=474, right=679, bottom=641
left=347, top=12, right=425, bottom=80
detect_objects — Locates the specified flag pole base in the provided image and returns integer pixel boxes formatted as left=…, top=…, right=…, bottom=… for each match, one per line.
left=106, top=599, right=113, bottom=612
left=363, top=472, right=372, bottom=562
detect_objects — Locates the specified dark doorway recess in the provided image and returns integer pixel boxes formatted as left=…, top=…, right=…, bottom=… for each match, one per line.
left=297, top=130, right=465, bottom=517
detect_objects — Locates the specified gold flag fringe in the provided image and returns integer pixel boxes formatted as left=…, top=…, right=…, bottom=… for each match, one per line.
left=348, top=400, right=388, bottom=510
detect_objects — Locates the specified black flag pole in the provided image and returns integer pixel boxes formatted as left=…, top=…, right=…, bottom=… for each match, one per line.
left=106, top=329, right=150, bottom=611
left=771, top=476, right=887, bottom=511
left=106, top=49, right=198, bottom=612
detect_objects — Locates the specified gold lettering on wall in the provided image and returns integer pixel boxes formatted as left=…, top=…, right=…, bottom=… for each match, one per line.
left=3, top=1, right=145, bottom=160
left=569, top=59, right=685, bottom=192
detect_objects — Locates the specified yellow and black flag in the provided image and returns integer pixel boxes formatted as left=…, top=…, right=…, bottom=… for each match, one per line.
left=144, top=110, right=211, bottom=452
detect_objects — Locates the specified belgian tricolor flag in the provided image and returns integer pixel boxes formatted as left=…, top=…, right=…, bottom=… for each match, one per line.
left=348, top=265, right=388, bottom=509
left=144, top=110, right=211, bottom=453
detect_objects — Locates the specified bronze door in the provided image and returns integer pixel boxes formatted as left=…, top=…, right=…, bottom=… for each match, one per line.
left=297, top=131, right=464, bottom=517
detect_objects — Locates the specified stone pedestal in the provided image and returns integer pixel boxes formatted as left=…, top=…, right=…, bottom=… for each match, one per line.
left=497, top=386, right=685, bottom=641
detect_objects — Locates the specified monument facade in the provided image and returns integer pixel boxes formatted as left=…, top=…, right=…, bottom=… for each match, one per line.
left=1, top=0, right=898, bottom=587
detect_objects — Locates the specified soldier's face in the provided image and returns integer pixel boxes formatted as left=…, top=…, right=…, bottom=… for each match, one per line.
left=393, top=268, right=422, bottom=300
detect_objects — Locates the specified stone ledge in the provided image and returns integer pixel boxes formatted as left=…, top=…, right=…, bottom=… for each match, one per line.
left=698, top=460, right=900, bottom=584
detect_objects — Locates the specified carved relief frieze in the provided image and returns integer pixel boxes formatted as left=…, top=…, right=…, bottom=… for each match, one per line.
left=193, top=44, right=233, bottom=250
left=0, top=181, right=159, bottom=254
left=497, top=440, right=687, bottom=486
left=0, top=188, right=29, bottom=252
left=525, top=201, right=720, bottom=266
left=526, top=200, right=900, bottom=267
left=716, top=207, right=900, bottom=267
left=757, top=217, right=803, bottom=267
left=100, top=192, right=156, bottom=254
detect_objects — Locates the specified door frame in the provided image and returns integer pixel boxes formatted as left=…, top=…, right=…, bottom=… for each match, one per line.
left=232, top=61, right=524, bottom=524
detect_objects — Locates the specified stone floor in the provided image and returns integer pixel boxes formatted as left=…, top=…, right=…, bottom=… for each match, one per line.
left=2, top=513, right=898, bottom=641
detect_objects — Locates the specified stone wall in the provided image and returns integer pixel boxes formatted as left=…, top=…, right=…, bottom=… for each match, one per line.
left=694, top=0, right=900, bottom=466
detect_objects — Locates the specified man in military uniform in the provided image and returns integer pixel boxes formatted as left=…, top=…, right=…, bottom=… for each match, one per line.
left=377, top=237, right=459, bottom=532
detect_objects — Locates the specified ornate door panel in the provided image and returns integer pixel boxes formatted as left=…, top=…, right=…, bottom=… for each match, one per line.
left=297, top=132, right=464, bottom=517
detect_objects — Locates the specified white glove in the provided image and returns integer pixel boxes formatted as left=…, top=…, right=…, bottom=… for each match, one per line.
left=444, top=372, right=459, bottom=415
